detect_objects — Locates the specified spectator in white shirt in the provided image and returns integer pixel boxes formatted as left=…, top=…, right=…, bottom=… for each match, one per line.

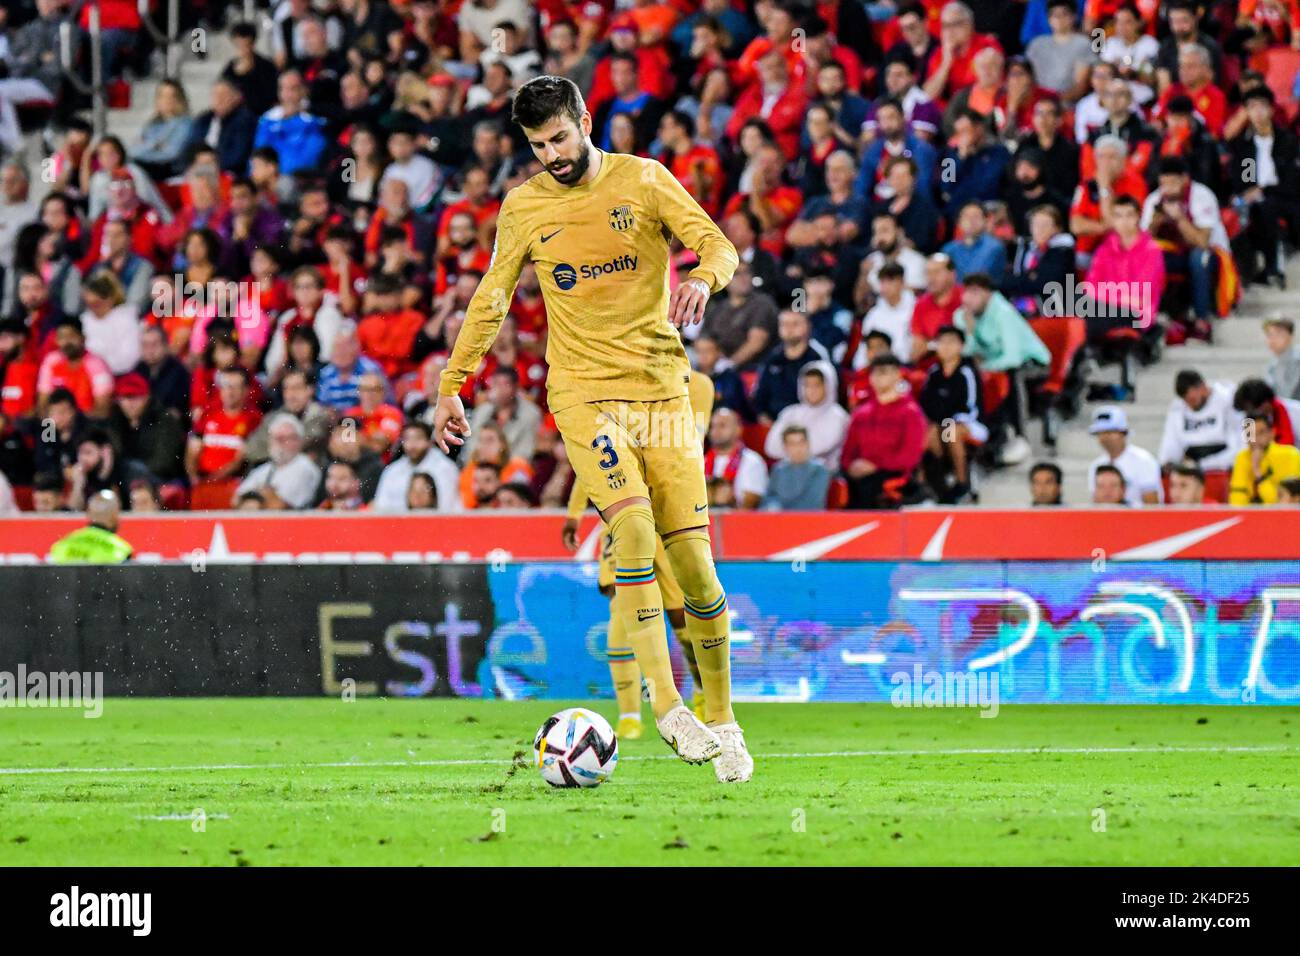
left=763, top=361, right=849, bottom=468
left=706, top=407, right=768, bottom=509
left=380, top=127, right=440, bottom=211
left=80, top=272, right=141, bottom=375
left=234, top=414, right=322, bottom=509
left=861, top=262, right=917, bottom=363
left=372, top=420, right=461, bottom=512
left=1158, top=369, right=1243, bottom=473
left=863, top=213, right=928, bottom=293
left=1088, top=405, right=1164, bottom=506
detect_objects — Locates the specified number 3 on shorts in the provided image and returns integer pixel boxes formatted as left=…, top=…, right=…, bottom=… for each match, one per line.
left=591, top=434, right=620, bottom=470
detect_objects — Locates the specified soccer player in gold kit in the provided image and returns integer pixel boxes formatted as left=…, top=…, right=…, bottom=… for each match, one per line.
left=433, top=76, right=752, bottom=782
left=561, top=372, right=717, bottom=741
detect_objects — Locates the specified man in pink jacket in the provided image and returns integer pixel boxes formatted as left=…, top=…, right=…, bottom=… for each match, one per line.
left=840, top=353, right=927, bottom=509
left=1081, top=194, right=1166, bottom=342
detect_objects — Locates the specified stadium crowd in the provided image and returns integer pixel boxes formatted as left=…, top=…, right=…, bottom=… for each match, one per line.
left=0, top=0, right=1299, bottom=517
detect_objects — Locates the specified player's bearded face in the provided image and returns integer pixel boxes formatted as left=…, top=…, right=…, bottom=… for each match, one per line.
left=529, top=117, right=592, bottom=186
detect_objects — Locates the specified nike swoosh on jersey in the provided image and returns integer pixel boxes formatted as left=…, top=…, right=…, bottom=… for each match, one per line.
left=540, top=229, right=563, bottom=242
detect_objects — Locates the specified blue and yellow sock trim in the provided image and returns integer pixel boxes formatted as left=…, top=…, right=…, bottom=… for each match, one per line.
left=607, top=647, right=636, bottom=662
left=615, top=566, right=656, bottom=587
left=685, top=593, right=727, bottom=620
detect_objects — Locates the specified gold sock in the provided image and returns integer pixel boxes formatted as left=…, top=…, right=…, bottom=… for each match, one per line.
left=607, top=609, right=642, bottom=718
left=676, top=625, right=705, bottom=703
left=609, top=506, right=682, bottom=719
left=665, top=531, right=735, bottom=725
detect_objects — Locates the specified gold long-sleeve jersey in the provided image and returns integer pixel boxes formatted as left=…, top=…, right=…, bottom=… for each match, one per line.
left=566, top=371, right=716, bottom=519
left=439, top=150, right=739, bottom=415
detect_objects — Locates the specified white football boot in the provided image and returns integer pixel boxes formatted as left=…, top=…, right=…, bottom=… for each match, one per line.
left=710, top=722, right=754, bottom=783
left=657, top=705, right=722, bottom=764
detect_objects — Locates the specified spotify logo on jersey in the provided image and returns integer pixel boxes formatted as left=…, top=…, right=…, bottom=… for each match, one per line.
left=554, top=263, right=578, bottom=290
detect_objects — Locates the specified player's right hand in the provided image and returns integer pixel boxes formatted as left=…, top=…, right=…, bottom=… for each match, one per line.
left=432, top=394, right=471, bottom=453
left=561, top=518, right=580, bottom=553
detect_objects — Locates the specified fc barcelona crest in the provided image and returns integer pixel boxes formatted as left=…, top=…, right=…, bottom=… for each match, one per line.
left=608, top=205, right=635, bottom=231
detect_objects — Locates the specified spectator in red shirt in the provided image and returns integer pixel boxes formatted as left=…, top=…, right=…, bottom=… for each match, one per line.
left=186, top=366, right=262, bottom=484
left=658, top=109, right=723, bottom=218
left=1154, top=46, right=1227, bottom=138
left=1069, top=134, right=1149, bottom=263
left=722, top=142, right=803, bottom=258
left=36, top=317, right=114, bottom=418
left=357, top=274, right=424, bottom=380
left=433, top=211, right=493, bottom=295
left=436, top=164, right=501, bottom=246
left=79, top=172, right=166, bottom=273
left=840, top=353, right=928, bottom=508
left=923, top=1, right=1003, bottom=104
left=344, top=371, right=405, bottom=461
left=733, top=2, right=805, bottom=90
left=726, top=50, right=808, bottom=162
left=0, top=319, right=38, bottom=420
left=911, top=253, right=965, bottom=362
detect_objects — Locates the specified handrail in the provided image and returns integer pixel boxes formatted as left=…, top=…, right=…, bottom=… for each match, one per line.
left=137, top=0, right=182, bottom=79
left=60, top=5, right=106, bottom=137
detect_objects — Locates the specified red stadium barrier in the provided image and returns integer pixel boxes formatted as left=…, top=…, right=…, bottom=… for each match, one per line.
left=1, top=508, right=1297, bottom=562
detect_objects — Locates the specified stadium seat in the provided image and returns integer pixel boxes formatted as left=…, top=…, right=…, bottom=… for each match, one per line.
left=1101, top=327, right=1141, bottom=402
left=826, top=476, right=849, bottom=509
left=188, top=479, right=239, bottom=511
left=1203, top=471, right=1230, bottom=504
left=742, top=421, right=771, bottom=461
left=1029, top=317, right=1088, bottom=397
left=159, top=484, right=191, bottom=512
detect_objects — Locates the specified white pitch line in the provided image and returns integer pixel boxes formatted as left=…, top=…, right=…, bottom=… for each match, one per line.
left=0, top=745, right=1291, bottom=777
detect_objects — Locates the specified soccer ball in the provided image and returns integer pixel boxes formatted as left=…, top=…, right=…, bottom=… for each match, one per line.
left=533, top=708, right=619, bottom=788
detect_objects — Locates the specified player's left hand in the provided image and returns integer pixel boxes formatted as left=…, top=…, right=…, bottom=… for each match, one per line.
left=432, top=394, right=471, bottom=453
left=668, top=278, right=711, bottom=328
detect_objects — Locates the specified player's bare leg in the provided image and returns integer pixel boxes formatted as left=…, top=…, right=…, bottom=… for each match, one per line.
left=605, top=497, right=720, bottom=764
left=662, top=525, right=753, bottom=782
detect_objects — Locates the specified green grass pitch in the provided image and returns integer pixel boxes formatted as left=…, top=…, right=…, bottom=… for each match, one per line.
left=1, top=700, right=1297, bottom=866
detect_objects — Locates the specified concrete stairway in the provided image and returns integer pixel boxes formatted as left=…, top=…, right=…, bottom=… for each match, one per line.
left=975, top=256, right=1300, bottom=506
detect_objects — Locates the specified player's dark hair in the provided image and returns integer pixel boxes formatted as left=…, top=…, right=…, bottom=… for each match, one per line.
left=963, top=272, right=995, bottom=291
left=490, top=365, right=520, bottom=384
left=865, top=329, right=893, bottom=347
left=1170, top=462, right=1205, bottom=483
left=1280, top=477, right=1300, bottom=497
left=328, top=458, right=359, bottom=478
left=782, top=424, right=809, bottom=441
left=251, top=146, right=280, bottom=167
left=1112, top=194, right=1141, bottom=213
left=868, top=352, right=902, bottom=372
left=512, top=75, right=586, bottom=131
left=878, top=262, right=906, bottom=281
left=1174, top=369, right=1205, bottom=397
left=936, top=324, right=966, bottom=343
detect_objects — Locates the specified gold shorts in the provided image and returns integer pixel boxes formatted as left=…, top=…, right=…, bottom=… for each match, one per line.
left=554, top=396, right=709, bottom=537
left=597, top=530, right=684, bottom=608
